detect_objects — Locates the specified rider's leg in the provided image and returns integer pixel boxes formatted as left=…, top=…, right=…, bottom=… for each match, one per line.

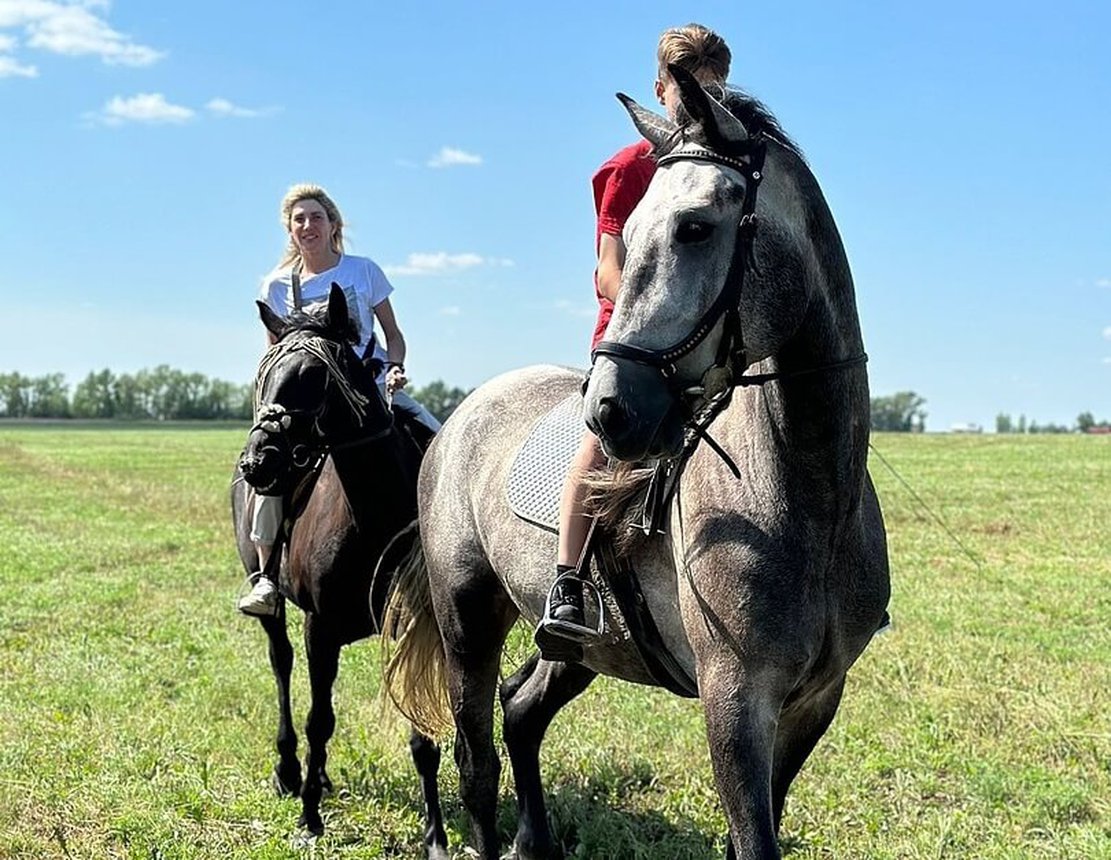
left=547, top=429, right=606, bottom=627
left=240, top=494, right=282, bottom=616
left=385, top=388, right=442, bottom=433
left=381, top=387, right=441, bottom=451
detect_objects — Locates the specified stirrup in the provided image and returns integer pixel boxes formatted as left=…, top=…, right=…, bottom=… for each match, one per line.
left=537, top=572, right=606, bottom=645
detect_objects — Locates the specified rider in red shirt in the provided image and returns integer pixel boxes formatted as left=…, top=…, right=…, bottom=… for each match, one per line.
left=589, top=139, right=656, bottom=349
left=537, top=23, right=733, bottom=653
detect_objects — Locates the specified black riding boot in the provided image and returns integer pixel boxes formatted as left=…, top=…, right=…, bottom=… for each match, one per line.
left=534, top=565, right=587, bottom=662
left=549, top=567, right=584, bottom=627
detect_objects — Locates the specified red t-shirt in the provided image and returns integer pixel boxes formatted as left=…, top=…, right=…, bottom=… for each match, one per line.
left=590, top=139, right=656, bottom=350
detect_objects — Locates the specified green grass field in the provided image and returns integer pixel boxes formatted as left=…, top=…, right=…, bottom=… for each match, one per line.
left=0, top=425, right=1108, bottom=859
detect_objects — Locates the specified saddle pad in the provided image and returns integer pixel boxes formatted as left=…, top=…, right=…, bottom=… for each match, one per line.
left=507, top=393, right=585, bottom=533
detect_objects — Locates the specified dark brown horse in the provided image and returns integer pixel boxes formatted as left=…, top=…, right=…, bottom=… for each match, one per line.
left=231, top=285, right=446, bottom=854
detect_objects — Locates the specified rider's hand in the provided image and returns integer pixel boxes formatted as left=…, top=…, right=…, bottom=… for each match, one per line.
left=385, top=363, right=407, bottom=394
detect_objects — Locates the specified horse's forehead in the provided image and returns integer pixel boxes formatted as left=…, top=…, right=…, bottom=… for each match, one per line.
left=630, top=162, right=744, bottom=232
left=261, top=339, right=325, bottom=390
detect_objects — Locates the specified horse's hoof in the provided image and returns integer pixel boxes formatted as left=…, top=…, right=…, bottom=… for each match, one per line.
left=426, top=847, right=451, bottom=860
left=272, top=767, right=301, bottom=798
left=296, top=814, right=324, bottom=839
left=291, top=829, right=319, bottom=849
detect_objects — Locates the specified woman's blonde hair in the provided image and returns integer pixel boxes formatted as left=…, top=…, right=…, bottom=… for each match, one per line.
left=277, top=183, right=345, bottom=269
left=657, top=23, right=731, bottom=85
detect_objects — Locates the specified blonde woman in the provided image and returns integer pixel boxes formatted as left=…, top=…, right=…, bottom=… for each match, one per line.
left=239, top=183, right=439, bottom=616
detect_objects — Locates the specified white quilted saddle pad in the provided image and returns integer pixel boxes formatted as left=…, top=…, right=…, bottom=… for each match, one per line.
left=506, top=394, right=585, bottom=533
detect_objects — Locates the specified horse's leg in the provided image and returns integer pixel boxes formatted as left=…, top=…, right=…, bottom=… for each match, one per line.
left=701, top=674, right=783, bottom=860
left=298, top=613, right=341, bottom=836
left=771, top=678, right=846, bottom=832
left=409, top=728, right=449, bottom=860
left=440, top=578, right=517, bottom=859
left=258, top=608, right=302, bottom=797
left=501, top=653, right=596, bottom=860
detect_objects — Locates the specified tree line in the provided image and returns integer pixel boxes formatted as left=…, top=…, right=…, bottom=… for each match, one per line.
left=1, top=373, right=1100, bottom=433
left=995, top=411, right=1110, bottom=434
left=869, top=391, right=1108, bottom=433
left=0, top=369, right=471, bottom=424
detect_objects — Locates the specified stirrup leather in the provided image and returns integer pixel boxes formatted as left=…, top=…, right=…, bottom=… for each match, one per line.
left=537, top=571, right=606, bottom=644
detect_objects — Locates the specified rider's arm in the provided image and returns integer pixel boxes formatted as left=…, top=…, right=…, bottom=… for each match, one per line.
left=596, top=233, right=626, bottom=303
left=373, top=297, right=408, bottom=392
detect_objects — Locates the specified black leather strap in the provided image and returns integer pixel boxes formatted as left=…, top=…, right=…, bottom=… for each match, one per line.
left=592, top=524, right=699, bottom=698
left=291, top=263, right=303, bottom=311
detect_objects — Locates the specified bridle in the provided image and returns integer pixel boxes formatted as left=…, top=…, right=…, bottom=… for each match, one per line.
left=592, top=138, right=766, bottom=388
left=250, top=332, right=392, bottom=477
left=589, top=135, right=867, bottom=469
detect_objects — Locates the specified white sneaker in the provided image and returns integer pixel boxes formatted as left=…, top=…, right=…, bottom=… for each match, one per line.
left=238, top=576, right=280, bottom=616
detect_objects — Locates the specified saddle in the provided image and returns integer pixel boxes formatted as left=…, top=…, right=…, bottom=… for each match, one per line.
left=507, top=393, right=698, bottom=697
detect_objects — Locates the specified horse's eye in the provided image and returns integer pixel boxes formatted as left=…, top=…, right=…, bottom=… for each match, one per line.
left=676, top=220, right=714, bottom=244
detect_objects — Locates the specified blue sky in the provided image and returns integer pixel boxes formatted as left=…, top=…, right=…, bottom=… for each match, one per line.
left=1, top=0, right=1108, bottom=430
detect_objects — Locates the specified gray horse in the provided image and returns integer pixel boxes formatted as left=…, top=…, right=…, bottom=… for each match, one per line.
left=387, top=68, right=890, bottom=859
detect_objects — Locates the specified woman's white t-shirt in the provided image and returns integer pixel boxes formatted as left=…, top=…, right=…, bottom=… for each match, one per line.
left=259, top=254, right=393, bottom=366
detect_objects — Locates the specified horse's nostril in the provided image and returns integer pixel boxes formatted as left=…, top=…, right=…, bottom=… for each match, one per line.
left=597, top=398, right=625, bottom=438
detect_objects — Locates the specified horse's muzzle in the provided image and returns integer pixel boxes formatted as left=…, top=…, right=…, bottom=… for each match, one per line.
left=238, top=435, right=291, bottom=496
left=583, top=358, right=684, bottom=461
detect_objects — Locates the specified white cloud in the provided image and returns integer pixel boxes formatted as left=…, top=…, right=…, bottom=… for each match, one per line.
left=89, top=92, right=194, bottom=125
left=384, top=251, right=512, bottom=277
left=1097, top=278, right=1111, bottom=289
left=0, top=53, right=36, bottom=76
left=1103, top=326, right=1111, bottom=340
left=205, top=97, right=278, bottom=119
left=439, top=306, right=462, bottom=317
left=0, top=32, right=16, bottom=50
left=0, top=0, right=164, bottom=69
left=427, top=146, right=482, bottom=168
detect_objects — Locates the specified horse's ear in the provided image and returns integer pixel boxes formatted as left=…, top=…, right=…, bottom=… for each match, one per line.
left=668, top=63, right=747, bottom=147
left=617, top=93, right=677, bottom=151
left=326, top=283, right=359, bottom=343
left=327, top=283, right=349, bottom=323
left=257, top=300, right=285, bottom=339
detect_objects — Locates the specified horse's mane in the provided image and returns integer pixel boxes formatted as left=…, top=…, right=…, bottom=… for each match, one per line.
left=583, top=462, right=656, bottom=554
left=257, top=302, right=380, bottom=422
left=665, top=86, right=805, bottom=164
left=721, top=87, right=803, bottom=160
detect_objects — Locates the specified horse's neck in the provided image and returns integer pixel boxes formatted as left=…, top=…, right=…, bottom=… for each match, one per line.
left=728, top=246, right=870, bottom=516
left=327, top=440, right=388, bottom=519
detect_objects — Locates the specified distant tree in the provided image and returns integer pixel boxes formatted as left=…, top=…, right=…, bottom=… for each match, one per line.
left=72, top=369, right=116, bottom=418
left=29, top=373, right=70, bottom=418
left=870, top=391, right=927, bottom=432
left=995, top=413, right=1014, bottom=434
left=408, top=380, right=471, bottom=424
left=1077, top=412, right=1095, bottom=433
left=112, top=373, right=151, bottom=420
left=0, top=372, right=30, bottom=417
left=1017, top=414, right=1027, bottom=434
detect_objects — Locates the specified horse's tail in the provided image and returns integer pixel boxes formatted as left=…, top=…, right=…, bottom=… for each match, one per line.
left=381, top=531, right=453, bottom=738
